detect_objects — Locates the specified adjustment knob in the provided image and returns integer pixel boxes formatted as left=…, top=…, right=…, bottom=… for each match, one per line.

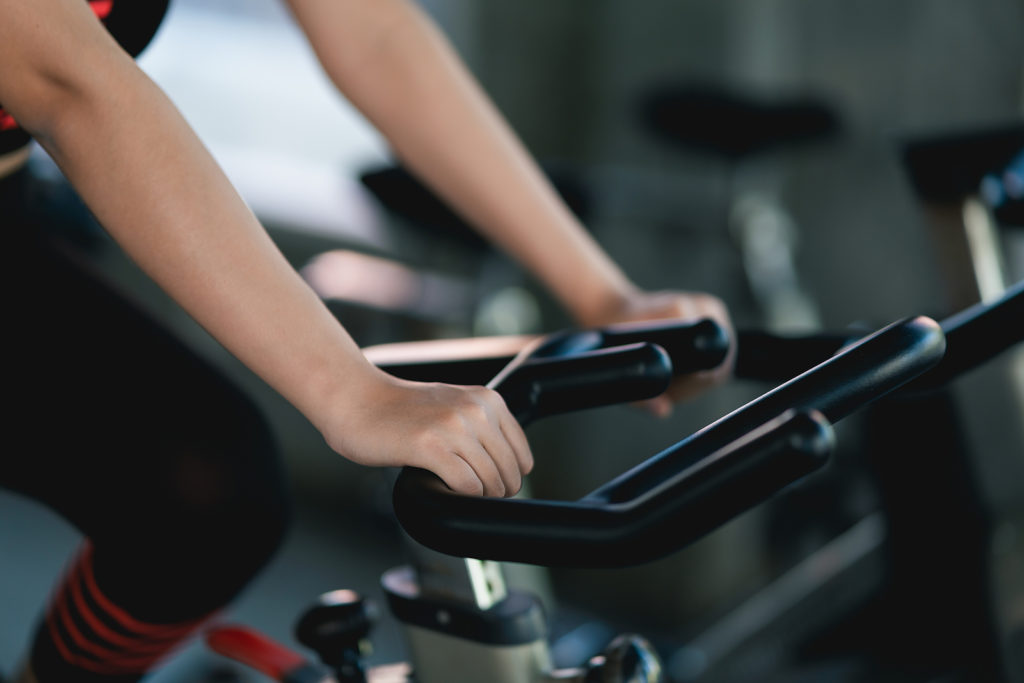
left=585, top=634, right=664, bottom=683
left=295, top=590, right=378, bottom=682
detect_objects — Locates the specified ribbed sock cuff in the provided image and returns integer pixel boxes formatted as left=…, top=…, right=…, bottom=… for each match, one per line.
left=31, top=543, right=216, bottom=682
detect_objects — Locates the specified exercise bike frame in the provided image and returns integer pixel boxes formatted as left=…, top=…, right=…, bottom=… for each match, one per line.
left=206, top=281, right=1022, bottom=683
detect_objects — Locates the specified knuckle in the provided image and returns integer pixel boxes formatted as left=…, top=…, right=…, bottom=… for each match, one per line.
left=480, top=388, right=509, bottom=414
left=465, top=399, right=490, bottom=422
left=458, top=471, right=485, bottom=497
left=489, top=475, right=506, bottom=497
left=440, top=454, right=483, bottom=496
left=474, top=459, right=504, bottom=496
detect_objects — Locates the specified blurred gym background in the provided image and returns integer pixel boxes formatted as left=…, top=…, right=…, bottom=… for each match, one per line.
left=2, top=0, right=1022, bottom=681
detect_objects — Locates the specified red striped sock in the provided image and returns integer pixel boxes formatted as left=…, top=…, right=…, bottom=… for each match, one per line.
left=38, top=542, right=216, bottom=679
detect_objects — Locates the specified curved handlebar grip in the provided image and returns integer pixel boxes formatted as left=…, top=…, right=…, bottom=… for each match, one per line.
left=371, top=318, right=729, bottom=385
left=578, top=318, right=729, bottom=375
left=588, top=316, right=944, bottom=505
left=394, top=410, right=833, bottom=567
left=491, top=342, right=672, bottom=424
left=393, top=316, right=945, bottom=566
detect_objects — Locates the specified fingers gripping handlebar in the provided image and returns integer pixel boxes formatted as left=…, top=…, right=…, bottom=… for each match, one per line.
left=395, top=409, right=834, bottom=567
left=392, top=317, right=945, bottom=567
left=492, top=318, right=730, bottom=421
left=488, top=340, right=674, bottom=424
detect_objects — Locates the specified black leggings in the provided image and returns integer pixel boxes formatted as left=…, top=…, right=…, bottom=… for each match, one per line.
left=1, top=163, right=291, bottom=681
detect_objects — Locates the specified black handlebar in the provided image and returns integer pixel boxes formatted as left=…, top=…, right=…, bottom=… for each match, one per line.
left=904, top=279, right=1023, bottom=393
left=373, top=318, right=728, bottom=386
left=392, top=316, right=947, bottom=566
left=395, top=409, right=833, bottom=567
left=541, top=317, right=730, bottom=374
left=489, top=341, right=673, bottom=424
left=376, top=283, right=1021, bottom=392
left=583, top=317, right=943, bottom=507
left=734, top=281, right=1023, bottom=387
left=385, top=283, right=1019, bottom=567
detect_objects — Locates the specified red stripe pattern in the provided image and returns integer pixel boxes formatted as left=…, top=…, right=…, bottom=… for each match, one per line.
left=44, top=543, right=214, bottom=676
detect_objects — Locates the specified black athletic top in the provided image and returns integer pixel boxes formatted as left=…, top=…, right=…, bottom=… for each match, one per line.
left=0, top=0, right=171, bottom=154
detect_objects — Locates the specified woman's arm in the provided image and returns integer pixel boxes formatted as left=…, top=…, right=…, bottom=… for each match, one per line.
left=286, top=0, right=636, bottom=326
left=0, top=0, right=530, bottom=496
left=285, top=0, right=733, bottom=408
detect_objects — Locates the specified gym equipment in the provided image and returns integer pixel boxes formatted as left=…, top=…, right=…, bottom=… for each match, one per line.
left=209, top=317, right=730, bottom=683
left=902, top=124, right=1024, bottom=307
left=639, top=84, right=842, bottom=332
left=204, top=283, right=1021, bottom=681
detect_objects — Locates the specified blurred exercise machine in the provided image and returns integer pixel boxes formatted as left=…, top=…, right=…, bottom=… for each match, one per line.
left=204, top=279, right=1022, bottom=681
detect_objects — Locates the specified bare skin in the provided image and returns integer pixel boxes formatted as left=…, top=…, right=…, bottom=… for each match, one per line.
left=362, top=289, right=735, bottom=418
left=0, top=0, right=731, bottom=497
left=587, top=290, right=735, bottom=414
left=285, top=0, right=734, bottom=412
left=2, top=2, right=732, bottom=680
left=0, top=0, right=532, bottom=499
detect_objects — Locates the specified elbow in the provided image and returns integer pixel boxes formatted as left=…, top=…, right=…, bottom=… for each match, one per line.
left=0, top=0, right=136, bottom=150
left=13, top=72, right=101, bottom=151
left=3, top=49, right=130, bottom=153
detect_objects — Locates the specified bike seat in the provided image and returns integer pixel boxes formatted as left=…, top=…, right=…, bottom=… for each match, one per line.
left=359, top=163, right=593, bottom=250
left=639, top=83, right=841, bottom=160
left=901, top=123, right=1024, bottom=203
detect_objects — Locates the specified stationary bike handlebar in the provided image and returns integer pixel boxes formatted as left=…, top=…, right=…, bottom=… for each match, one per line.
left=734, top=279, right=1023, bottom=387
left=373, top=318, right=730, bottom=386
left=384, top=283, right=1020, bottom=567
left=904, top=279, right=1023, bottom=392
left=375, top=282, right=1021, bottom=390
left=391, top=317, right=945, bottom=567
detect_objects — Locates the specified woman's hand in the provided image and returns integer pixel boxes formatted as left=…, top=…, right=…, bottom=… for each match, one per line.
left=587, top=290, right=735, bottom=415
left=318, top=369, right=534, bottom=497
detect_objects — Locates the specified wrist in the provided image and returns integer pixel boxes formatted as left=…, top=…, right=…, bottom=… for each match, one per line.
left=300, top=354, right=393, bottom=440
left=569, top=279, right=643, bottom=329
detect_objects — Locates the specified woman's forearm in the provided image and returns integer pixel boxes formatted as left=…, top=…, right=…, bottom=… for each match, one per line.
left=4, top=23, right=372, bottom=430
left=288, top=0, right=639, bottom=326
left=0, top=0, right=535, bottom=497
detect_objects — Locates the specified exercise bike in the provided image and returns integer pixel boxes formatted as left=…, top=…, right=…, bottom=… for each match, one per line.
left=203, top=280, right=1022, bottom=683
